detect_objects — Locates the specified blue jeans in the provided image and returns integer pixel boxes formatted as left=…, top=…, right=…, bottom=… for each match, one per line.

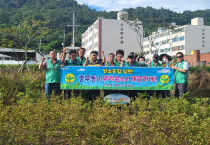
left=45, top=83, right=61, bottom=96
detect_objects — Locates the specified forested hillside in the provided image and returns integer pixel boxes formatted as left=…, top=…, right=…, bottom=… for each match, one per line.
left=0, top=0, right=210, bottom=52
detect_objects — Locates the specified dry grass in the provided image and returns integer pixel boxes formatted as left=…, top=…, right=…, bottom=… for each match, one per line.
left=188, top=67, right=210, bottom=97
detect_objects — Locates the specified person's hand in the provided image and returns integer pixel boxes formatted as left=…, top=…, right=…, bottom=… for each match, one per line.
left=148, top=60, right=151, bottom=64
left=101, top=50, right=104, bottom=55
left=171, top=66, right=177, bottom=70
left=63, top=47, right=67, bottom=53
left=172, top=59, right=176, bottom=64
left=41, top=57, right=46, bottom=62
left=121, top=57, right=124, bottom=62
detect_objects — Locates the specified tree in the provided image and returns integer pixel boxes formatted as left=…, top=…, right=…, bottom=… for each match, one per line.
left=121, top=13, right=145, bottom=56
left=0, top=18, right=49, bottom=72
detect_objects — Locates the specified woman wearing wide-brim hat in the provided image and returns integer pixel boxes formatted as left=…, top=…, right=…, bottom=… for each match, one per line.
left=159, top=53, right=172, bottom=98
left=159, top=53, right=172, bottom=67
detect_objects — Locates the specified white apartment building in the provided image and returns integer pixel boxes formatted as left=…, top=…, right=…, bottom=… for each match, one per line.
left=143, top=17, right=210, bottom=60
left=82, top=11, right=143, bottom=58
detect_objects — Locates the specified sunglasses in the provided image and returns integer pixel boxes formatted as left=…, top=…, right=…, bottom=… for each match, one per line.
left=176, top=56, right=183, bottom=58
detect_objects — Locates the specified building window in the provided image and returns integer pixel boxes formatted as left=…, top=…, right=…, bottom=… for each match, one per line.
left=151, top=50, right=158, bottom=54
left=179, top=36, right=184, bottom=41
left=172, top=46, right=178, bottom=51
left=173, top=38, right=177, bottom=42
left=89, top=37, right=92, bottom=42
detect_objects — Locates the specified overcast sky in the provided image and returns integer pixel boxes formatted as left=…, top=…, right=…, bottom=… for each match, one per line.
left=76, top=0, right=210, bottom=13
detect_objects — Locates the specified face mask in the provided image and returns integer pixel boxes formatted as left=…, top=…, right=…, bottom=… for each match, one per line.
left=139, top=61, right=145, bottom=65
left=153, top=59, right=158, bottom=62
left=162, top=58, right=168, bottom=62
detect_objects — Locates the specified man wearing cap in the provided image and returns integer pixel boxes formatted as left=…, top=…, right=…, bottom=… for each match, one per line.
left=121, top=53, right=140, bottom=67
left=121, top=53, right=139, bottom=97
left=148, top=54, right=162, bottom=98
left=172, top=52, right=189, bottom=97
left=149, top=54, right=162, bottom=67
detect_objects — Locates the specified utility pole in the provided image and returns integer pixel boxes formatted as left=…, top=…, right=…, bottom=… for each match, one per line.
left=67, top=11, right=79, bottom=50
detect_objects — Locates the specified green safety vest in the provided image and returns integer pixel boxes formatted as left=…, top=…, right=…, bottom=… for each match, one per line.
left=76, top=57, right=86, bottom=66
left=67, top=59, right=81, bottom=66
left=175, top=60, right=188, bottom=83
left=106, top=62, right=116, bottom=66
left=115, top=60, right=126, bottom=66
left=46, top=59, right=61, bottom=83
left=150, top=61, right=162, bottom=67
left=124, top=62, right=140, bottom=67
left=139, top=63, right=148, bottom=67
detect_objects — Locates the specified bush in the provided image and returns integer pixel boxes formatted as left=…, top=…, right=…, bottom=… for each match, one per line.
left=0, top=65, right=209, bottom=144
left=0, top=67, right=45, bottom=105
left=189, top=66, right=210, bottom=73
left=188, top=67, right=210, bottom=98
left=0, top=97, right=209, bottom=144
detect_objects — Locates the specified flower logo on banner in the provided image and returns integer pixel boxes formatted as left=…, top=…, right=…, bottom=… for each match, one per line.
left=65, top=73, right=75, bottom=83
left=160, top=75, right=169, bottom=84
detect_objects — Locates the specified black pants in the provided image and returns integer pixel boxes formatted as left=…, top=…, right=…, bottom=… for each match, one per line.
left=87, top=90, right=100, bottom=101
left=64, top=90, right=79, bottom=99
left=175, top=83, right=188, bottom=97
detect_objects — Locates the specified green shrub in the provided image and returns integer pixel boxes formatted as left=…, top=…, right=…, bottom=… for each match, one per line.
left=0, top=66, right=209, bottom=144
left=0, top=97, right=209, bottom=144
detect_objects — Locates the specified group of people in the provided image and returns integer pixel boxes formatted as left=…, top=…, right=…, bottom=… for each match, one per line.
left=39, top=47, right=189, bottom=100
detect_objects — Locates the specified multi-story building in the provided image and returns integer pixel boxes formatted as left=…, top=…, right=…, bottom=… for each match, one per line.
left=143, top=17, right=210, bottom=60
left=82, top=11, right=143, bottom=58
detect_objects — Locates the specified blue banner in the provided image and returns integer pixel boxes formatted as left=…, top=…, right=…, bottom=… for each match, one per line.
left=60, top=66, right=174, bottom=90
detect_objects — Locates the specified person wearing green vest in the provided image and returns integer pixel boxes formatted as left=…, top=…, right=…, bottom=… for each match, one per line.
left=172, top=52, right=189, bottom=97
left=105, top=53, right=116, bottom=66
left=64, top=50, right=81, bottom=99
left=104, top=53, right=116, bottom=96
left=159, top=53, right=173, bottom=98
left=148, top=54, right=162, bottom=98
left=84, top=50, right=105, bottom=100
left=148, top=54, right=162, bottom=67
left=121, top=53, right=139, bottom=97
left=115, top=49, right=126, bottom=66
left=121, top=53, right=140, bottom=67
left=137, top=56, right=148, bottom=67
left=76, top=47, right=86, bottom=66
left=39, top=50, right=62, bottom=98
left=84, top=50, right=105, bottom=66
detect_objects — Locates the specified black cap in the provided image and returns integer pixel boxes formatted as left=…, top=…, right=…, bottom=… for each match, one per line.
left=128, top=53, right=134, bottom=58
left=153, top=54, right=159, bottom=58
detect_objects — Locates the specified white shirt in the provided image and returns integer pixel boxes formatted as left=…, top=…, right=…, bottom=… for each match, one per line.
left=177, top=61, right=189, bottom=71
